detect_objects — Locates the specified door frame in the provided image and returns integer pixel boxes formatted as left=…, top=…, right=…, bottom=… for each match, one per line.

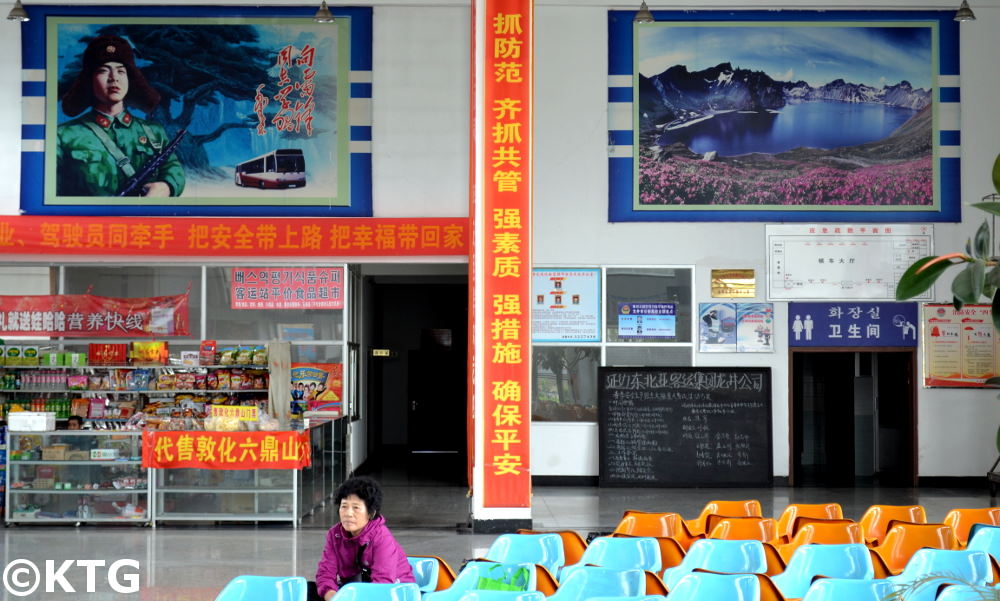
left=788, top=347, right=917, bottom=486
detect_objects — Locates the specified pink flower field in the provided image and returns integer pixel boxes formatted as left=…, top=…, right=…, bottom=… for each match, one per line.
left=637, top=153, right=933, bottom=207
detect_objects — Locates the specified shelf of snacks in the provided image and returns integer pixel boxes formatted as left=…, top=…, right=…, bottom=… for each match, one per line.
left=5, top=430, right=151, bottom=524
left=0, top=339, right=274, bottom=424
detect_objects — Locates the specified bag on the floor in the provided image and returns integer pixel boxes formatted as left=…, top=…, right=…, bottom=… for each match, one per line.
left=477, top=564, right=530, bottom=591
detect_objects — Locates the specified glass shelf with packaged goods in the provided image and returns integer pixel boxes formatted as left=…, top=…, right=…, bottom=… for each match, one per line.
left=0, top=364, right=270, bottom=370
left=5, top=430, right=151, bottom=525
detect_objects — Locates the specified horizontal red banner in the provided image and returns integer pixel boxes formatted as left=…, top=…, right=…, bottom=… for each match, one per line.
left=142, top=430, right=311, bottom=470
left=0, top=293, right=189, bottom=337
left=0, top=216, right=469, bottom=257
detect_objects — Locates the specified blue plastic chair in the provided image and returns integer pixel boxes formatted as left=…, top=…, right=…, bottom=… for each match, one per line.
left=770, top=543, right=874, bottom=599
left=968, top=524, right=1000, bottom=561
left=560, top=536, right=661, bottom=581
left=484, top=533, right=567, bottom=574
left=214, top=575, right=308, bottom=601
left=661, top=539, right=767, bottom=591
left=887, top=549, right=992, bottom=601
left=663, top=572, right=760, bottom=601
left=334, top=583, right=422, bottom=601
left=587, top=596, right=665, bottom=601
left=937, top=584, right=1000, bottom=601
left=423, top=561, right=537, bottom=601
left=969, top=523, right=1000, bottom=546
left=409, top=557, right=441, bottom=593
left=454, top=592, right=545, bottom=601
left=547, top=567, right=645, bottom=601
left=800, top=578, right=896, bottom=601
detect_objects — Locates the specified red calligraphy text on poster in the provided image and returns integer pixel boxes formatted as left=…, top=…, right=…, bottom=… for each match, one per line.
left=254, top=84, right=270, bottom=135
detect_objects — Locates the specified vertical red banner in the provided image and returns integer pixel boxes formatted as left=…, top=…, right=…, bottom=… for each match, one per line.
left=482, top=0, right=532, bottom=507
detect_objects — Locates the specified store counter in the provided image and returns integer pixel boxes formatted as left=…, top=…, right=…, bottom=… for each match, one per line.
left=148, top=418, right=345, bottom=525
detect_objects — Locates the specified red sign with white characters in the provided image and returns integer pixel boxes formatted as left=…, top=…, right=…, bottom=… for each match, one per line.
left=0, top=293, right=190, bottom=337
left=231, top=267, right=344, bottom=310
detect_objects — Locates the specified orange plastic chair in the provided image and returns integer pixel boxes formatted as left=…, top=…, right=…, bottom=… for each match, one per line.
left=762, top=542, right=787, bottom=577
left=407, top=555, right=457, bottom=591
left=706, top=516, right=779, bottom=543
left=685, top=500, right=764, bottom=536
left=943, top=507, right=1000, bottom=547
left=612, top=532, right=686, bottom=570
left=643, top=570, right=669, bottom=595
left=612, top=517, right=703, bottom=552
left=858, top=504, right=927, bottom=545
left=517, top=529, right=588, bottom=566
left=774, top=503, right=844, bottom=542
left=613, top=510, right=685, bottom=538
left=534, top=565, right=560, bottom=595
left=776, top=521, right=863, bottom=564
left=869, top=521, right=958, bottom=575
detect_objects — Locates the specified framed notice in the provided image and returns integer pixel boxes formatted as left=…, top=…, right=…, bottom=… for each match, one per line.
left=767, top=224, right=933, bottom=301
left=922, top=304, right=999, bottom=387
left=20, top=5, right=373, bottom=217
left=531, top=268, right=601, bottom=342
left=699, top=302, right=775, bottom=353
left=618, top=303, right=676, bottom=337
left=737, top=303, right=774, bottom=353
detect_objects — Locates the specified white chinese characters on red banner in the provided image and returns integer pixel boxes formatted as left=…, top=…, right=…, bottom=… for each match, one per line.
left=0, top=293, right=190, bottom=337
left=230, top=267, right=345, bottom=310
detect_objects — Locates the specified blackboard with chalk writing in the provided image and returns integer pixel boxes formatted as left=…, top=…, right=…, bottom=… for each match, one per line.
left=598, top=367, right=772, bottom=487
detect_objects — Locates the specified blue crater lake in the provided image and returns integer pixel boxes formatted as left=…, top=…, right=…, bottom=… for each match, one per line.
left=657, top=100, right=918, bottom=157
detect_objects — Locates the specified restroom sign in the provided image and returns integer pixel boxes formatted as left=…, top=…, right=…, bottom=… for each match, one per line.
left=788, top=302, right=918, bottom=347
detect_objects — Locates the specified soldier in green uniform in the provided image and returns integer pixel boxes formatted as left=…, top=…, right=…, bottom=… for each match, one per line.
left=57, top=35, right=185, bottom=197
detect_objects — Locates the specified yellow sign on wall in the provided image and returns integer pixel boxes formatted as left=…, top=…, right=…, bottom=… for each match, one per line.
left=711, top=269, right=756, bottom=298
left=209, top=405, right=259, bottom=421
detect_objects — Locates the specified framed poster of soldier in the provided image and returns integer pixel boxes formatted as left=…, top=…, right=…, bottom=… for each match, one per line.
left=20, top=5, right=373, bottom=216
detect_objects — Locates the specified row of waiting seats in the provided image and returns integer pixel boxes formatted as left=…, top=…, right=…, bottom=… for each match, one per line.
left=213, top=501, right=1000, bottom=601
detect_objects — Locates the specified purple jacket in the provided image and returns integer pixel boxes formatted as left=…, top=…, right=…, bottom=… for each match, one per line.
left=315, top=515, right=414, bottom=599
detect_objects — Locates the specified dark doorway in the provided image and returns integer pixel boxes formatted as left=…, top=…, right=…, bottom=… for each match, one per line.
left=791, top=349, right=916, bottom=486
left=365, top=278, right=468, bottom=486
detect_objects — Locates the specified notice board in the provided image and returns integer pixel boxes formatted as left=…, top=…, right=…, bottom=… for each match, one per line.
left=598, top=367, right=772, bottom=487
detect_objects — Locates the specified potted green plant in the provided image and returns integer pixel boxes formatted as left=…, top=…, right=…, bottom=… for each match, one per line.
left=890, top=155, right=1000, bottom=599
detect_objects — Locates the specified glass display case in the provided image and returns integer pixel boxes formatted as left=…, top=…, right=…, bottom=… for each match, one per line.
left=154, top=467, right=296, bottom=523
left=5, top=430, right=150, bottom=524
left=154, top=418, right=345, bottom=524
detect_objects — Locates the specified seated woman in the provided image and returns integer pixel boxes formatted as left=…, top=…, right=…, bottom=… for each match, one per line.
left=312, top=476, right=415, bottom=600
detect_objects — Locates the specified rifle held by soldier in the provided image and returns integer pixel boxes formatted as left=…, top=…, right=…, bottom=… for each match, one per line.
left=117, top=128, right=187, bottom=197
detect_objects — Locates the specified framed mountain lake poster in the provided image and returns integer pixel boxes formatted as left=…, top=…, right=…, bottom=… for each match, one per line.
left=608, top=11, right=960, bottom=222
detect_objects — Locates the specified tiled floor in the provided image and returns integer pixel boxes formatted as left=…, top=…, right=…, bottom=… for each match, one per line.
left=0, top=482, right=994, bottom=600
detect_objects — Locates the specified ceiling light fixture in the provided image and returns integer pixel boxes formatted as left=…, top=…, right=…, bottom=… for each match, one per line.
left=633, top=0, right=654, bottom=24
left=6, top=0, right=28, bottom=22
left=955, top=0, right=976, bottom=21
left=314, top=1, right=335, bottom=23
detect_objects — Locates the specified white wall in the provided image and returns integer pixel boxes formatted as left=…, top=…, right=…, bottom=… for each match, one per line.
left=1, top=0, right=999, bottom=478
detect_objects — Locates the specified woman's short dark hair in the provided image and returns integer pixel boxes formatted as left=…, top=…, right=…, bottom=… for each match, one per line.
left=335, top=476, right=383, bottom=517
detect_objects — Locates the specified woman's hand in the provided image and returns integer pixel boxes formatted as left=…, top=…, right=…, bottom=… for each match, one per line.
left=325, top=591, right=336, bottom=601
left=141, top=181, right=171, bottom=197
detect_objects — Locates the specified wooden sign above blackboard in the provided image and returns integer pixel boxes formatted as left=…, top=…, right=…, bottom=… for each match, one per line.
left=598, top=367, right=772, bottom=487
